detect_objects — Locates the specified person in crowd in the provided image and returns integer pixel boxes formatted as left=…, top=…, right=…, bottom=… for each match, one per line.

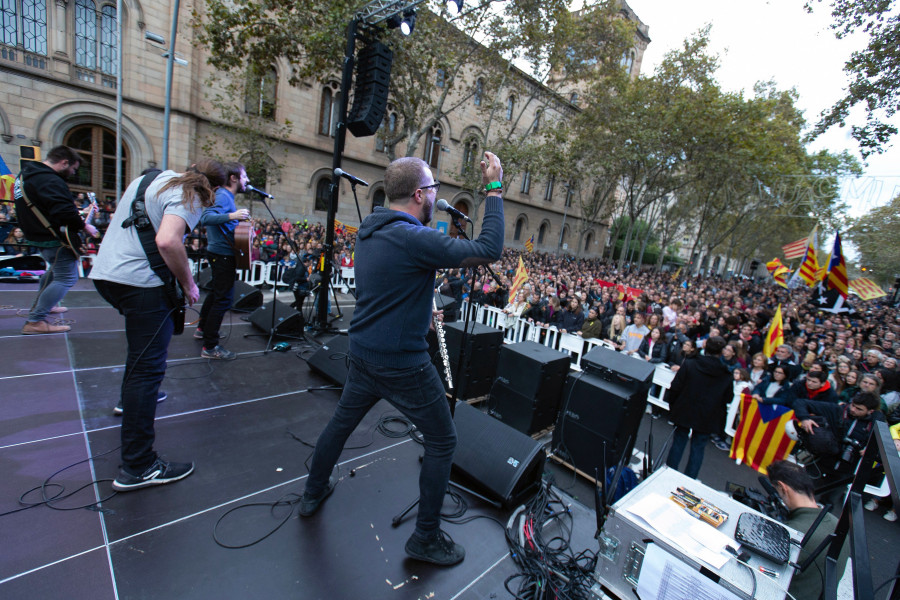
left=770, top=344, right=801, bottom=381
left=766, top=460, right=849, bottom=600
left=861, top=348, right=883, bottom=373
left=2, top=226, right=36, bottom=256
left=502, top=290, right=528, bottom=329
left=733, top=367, right=752, bottom=395
left=89, top=158, right=226, bottom=490
left=838, top=369, right=861, bottom=404
left=558, top=297, right=584, bottom=334
left=786, top=370, right=838, bottom=407
left=620, top=312, right=649, bottom=354
left=665, top=336, right=734, bottom=479
left=578, top=307, right=604, bottom=339
left=299, top=152, right=504, bottom=567
left=720, top=342, right=740, bottom=372
left=748, top=352, right=769, bottom=387
left=669, top=338, right=698, bottom=372
left=751, top=364, right=791, bottom=405
left=14, top=145, right=99, bottom=334
left=637, top=326, right=668, bottom=363
left=606, top=313, right=627, bottom=345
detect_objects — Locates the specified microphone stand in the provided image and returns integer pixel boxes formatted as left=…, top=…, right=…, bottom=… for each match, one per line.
left=243, top=191, right=306, bottom=353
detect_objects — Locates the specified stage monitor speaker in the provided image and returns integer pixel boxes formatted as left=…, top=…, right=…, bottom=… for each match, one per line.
left=232, top=281, right=263, bottom=311
left=488, top=341, right=571, bottom=434
left=307, top=334, right=350, bottom=386
left=436, top=322, right=504, bottom=399
left=198, top=267, right=213, bottom=290
left=580, top=346, right=656, bottom=388
left=248, top=300, right=304, bottom=336
left=551, top=370, right=648, bottom=478
left=452, top=401, right=544, bottom=507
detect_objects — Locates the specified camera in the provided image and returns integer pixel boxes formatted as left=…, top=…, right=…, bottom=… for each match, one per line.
left=840, top=437, right=863, bottom=464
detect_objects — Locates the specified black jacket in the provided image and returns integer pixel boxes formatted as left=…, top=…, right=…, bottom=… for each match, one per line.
left=793, top=399, right=885, bottom=449
left=667, top=354, right=734, bottom=434
left=13, top=161, right=83, bottom=243
left=637, top=337, right=669, bottom=363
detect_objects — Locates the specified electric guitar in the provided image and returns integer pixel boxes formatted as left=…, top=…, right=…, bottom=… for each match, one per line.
left=163, top=277, right=186, bottom=335
left=61, top=192, right=99, bottom=256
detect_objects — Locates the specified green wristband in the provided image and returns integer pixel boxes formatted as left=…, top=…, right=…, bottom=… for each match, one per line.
left=485, top=181, right=502, bottom=191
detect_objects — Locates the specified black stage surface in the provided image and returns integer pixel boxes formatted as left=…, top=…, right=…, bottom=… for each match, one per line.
left=1, top=279, right=897, bottom=599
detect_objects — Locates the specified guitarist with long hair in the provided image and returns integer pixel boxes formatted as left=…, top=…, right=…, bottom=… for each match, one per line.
left=195, top=161, right=251, bottom=360
left=14, top=145, right=99, bottom=334
left=89, top=159, right=225, bottom=491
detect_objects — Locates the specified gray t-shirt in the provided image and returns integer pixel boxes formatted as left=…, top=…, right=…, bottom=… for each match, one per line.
left=89, top=171, right=201, bottom=287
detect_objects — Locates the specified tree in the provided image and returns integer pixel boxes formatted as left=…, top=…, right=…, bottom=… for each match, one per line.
left=848, top=194, right=900, bottom=284
left=806, top=0, right=900, bottom=157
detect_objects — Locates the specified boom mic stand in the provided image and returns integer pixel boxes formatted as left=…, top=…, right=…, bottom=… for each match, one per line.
left=243, top=189, right=306, bottom=354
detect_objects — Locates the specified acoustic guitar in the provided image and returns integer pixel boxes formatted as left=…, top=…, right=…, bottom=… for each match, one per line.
left=61, top=192, right=99, bottom=257
left=234, top=222, right=254, bottom=271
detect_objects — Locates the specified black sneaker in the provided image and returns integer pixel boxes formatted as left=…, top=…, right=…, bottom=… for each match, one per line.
left=405, top=529, right=465, bottom=566
left=299, top=476, right=336, bottom=517
left=201, top=345, right=236, bottom=360
left=713, top=437, right=732, bottom=452
left=113, top=391, right=167, bottom=416
left=112, top=457, right=194, bottom=491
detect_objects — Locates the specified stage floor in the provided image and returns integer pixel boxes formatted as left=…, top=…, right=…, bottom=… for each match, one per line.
left=0, top=279, right=895, bottom=599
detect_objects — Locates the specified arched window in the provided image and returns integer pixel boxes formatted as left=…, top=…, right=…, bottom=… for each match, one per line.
left=520, top=170, right=531, bottom=194
left=315, top=178, right=333, bottom=212
left=544, top=176, right=555, bottom=201
left=620, top=49, right=635, bottom=75
left=74, top=0, right=117, bottom=77
left=506, top=95, right=516, bottom=121
left=372, top=189, right=386, bottom=211
left=473, top=78, right=484, bottom=106
left=63, top=123, right=128, bottom=201
left=514, top=217, right=525, bottom=241
left=538, top=222, right=548, bottom=245
left=319, top=86, right=340, bottom=137
left=1, top=0, right=47, bottom=55
left=583, top=232, right=593, bottom=252
left=462, top=137, right=479, bottom=175
left=531, top=110, right=541, bottom=134
left=425, top=126, right=442, bottom=169
left=245, top=65, right=277, bottom=120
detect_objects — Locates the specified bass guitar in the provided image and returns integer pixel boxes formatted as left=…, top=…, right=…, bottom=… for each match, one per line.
left=61, top=192, right=99, bottom=256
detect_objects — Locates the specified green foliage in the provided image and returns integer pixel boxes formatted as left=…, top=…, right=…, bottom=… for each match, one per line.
left=847, top=193, right=900, bottom=284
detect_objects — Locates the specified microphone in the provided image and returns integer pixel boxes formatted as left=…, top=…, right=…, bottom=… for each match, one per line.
left=334, top=168, right=369, bottom=187
left=245, top=183, right=273, bottom=199
left=758, top=475, right=789, bottom=513
left=435, top=198, right=472, bottom=223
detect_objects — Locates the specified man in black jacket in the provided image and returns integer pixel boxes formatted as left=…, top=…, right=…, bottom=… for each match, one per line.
left=665, top=336, right=734, bottom=479
left=14, top=145, right=98, bottom=334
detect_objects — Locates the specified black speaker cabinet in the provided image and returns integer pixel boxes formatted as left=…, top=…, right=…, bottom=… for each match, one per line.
left=307, top=334, right=350, bottom=386
left=198, top=267, right=213, bottom=290
left=488, top=341, right=571, bottom=434
left=434, top=292, right=458, bottom=322
left=232, top=281, right=263, bottom=312
left=551, top=370, right=649, bottom=477
left=436, top=322, right=504, bottom=399
left=452, top=401, right=544, bottom=507
left=248, top=300, right=304, bottom=336
left=580, top=346, right=656, bottom=387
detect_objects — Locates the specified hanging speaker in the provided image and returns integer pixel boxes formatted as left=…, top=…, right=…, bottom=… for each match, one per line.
left=248, top=300, right=303, bottom=336
left=452, top=402, right=545, bottom=508
left=347, top=41, right=393, bottom=138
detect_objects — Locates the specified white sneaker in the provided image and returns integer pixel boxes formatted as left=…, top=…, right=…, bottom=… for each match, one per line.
left=864, top=499, right=880, bottom=512
left=885, top=510, right=897, bottom=522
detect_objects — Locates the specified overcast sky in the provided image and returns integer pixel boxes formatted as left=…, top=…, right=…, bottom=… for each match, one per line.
left=625, top=0, right=900, bottom=220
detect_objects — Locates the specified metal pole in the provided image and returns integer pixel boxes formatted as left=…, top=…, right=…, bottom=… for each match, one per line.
left=115, top=0, right=122, bottom=197
left=161, top=0, right=180, bottom=170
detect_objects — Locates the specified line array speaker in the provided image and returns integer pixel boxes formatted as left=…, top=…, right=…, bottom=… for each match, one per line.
left=452, top=401, right=544, bottom=507
left=347, top=41, right=393, bottom=138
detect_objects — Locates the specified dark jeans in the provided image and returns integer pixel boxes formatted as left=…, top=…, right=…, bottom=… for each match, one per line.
left=305, top=354, right=456, bottom=539
left=666, top=426, right=711, bottom=480
left=198, top=251, right=235, bottom=348
left=94, top=279, right=172, bottom=473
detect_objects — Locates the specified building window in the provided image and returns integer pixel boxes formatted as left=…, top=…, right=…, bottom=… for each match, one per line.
left=538, top=222, right=548, bottom=245
left=521, top=170, right=531, bottom=194
left=372, top=188, right=386, bottom=211
left=462, top=137, right=478, bottom=175
left=531, top=110, right=541, bottom=134
left=583, top=232, right=593, bottom=252
left=565, top=181, right=574, bottom=207
left=245, top=65, right=277, bottom=120
left=1, top=0, right=48, bottom=54
left=506, top=95, right=515, bottom=121
left=63, top=123, right=128, bottom=201
left=315, top=178, right=333, bottom=212
left=319, top=86, right=340, bottom=137
left=514, top=217, right=525, bottom=241
left=544, top=176, right=555, bottom=201
left=375, top=112, right=396, bottom=152
left=425, top=126, right=441, bottom=169
left=473, top=78, right=483, bottom=106
left=74, top=0, right=117, bottom=75
left=620, top=49, right=635, bottom=75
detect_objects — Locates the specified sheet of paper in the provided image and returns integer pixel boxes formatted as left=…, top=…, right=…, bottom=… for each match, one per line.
left=637, top=543, right=742, bottom=600
left=621, top=493, right=737, bottom=570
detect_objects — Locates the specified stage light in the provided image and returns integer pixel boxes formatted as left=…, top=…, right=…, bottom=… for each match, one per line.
left=400, top=10, right=416, bottom=36
left=447, top=0, right=463, bottom=16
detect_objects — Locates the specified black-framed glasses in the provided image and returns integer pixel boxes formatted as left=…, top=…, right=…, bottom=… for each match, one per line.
left=413, top=181, right=440, bottom=196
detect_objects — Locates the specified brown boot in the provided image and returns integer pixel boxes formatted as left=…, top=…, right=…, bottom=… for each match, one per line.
left=21, top=320, right=71, bottom=335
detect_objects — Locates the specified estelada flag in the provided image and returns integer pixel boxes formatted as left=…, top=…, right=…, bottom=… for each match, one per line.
left=524, top=234, right=534, bottom=252
left=825, top=232, right=849, bottom=299
left=851, top=277, right=887, bottom=301
left=763, top=304, right=783, bottom=358
left=782, top=236, right=808, bottom=260
left=729, top=394, right=796, bottom=474
left=508, top=256, right=528, bottom=304
left=0, top=153, right=15, bottom=201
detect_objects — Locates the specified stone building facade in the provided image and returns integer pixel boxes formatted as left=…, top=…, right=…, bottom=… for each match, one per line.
left=0, top=0, right=648, bottom=258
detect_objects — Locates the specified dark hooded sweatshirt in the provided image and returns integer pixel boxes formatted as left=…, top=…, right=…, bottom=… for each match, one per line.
left=13, top=161, right=84, bottom=244
left=349, top=197, right=504, bottom=368
left=667, top=354, right=734, bottom=434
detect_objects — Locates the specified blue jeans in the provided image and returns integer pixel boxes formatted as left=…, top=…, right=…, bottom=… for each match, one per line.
left=94, top=280, right=172, bottom=473
left=305, top=354, right=456, bottom=539
left=666, top=426, right=711, bottom=480
left=28, top=246, right=79, bottom=322
left=198, top=251, right=235, bottom=348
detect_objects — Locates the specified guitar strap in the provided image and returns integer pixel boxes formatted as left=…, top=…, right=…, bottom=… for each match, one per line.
left=120, top=169, right=176, bottom=288
left=15, top=174, right=66, bottom=245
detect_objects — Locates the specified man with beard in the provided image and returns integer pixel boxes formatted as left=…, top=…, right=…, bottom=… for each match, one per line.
left=299, top=153, right=504, bottom=566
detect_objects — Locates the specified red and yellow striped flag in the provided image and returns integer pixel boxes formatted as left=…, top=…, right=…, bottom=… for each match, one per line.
left=730, top=394, right=796, bottom=474
left=334, top=219, right=358, bottom=235
left=782, top=237, right=809, bottom=260
left=773, top=266, right=790, bottom=288
left=508, top=256, right=529, bottom=304
left=851, top=277, right=887, bottom=301
left=825, top=232, right=849, bottom=299
left=766, top=258, right=784, bottom=274
left=798, top=244, right=819, bottom=287
left=524, top=234, right=534, bottom=252
left=763, top=304, right=783, bottom=358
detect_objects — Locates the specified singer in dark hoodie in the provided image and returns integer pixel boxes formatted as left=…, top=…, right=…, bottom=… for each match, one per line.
left=299, top=152, right=504, bottom=566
